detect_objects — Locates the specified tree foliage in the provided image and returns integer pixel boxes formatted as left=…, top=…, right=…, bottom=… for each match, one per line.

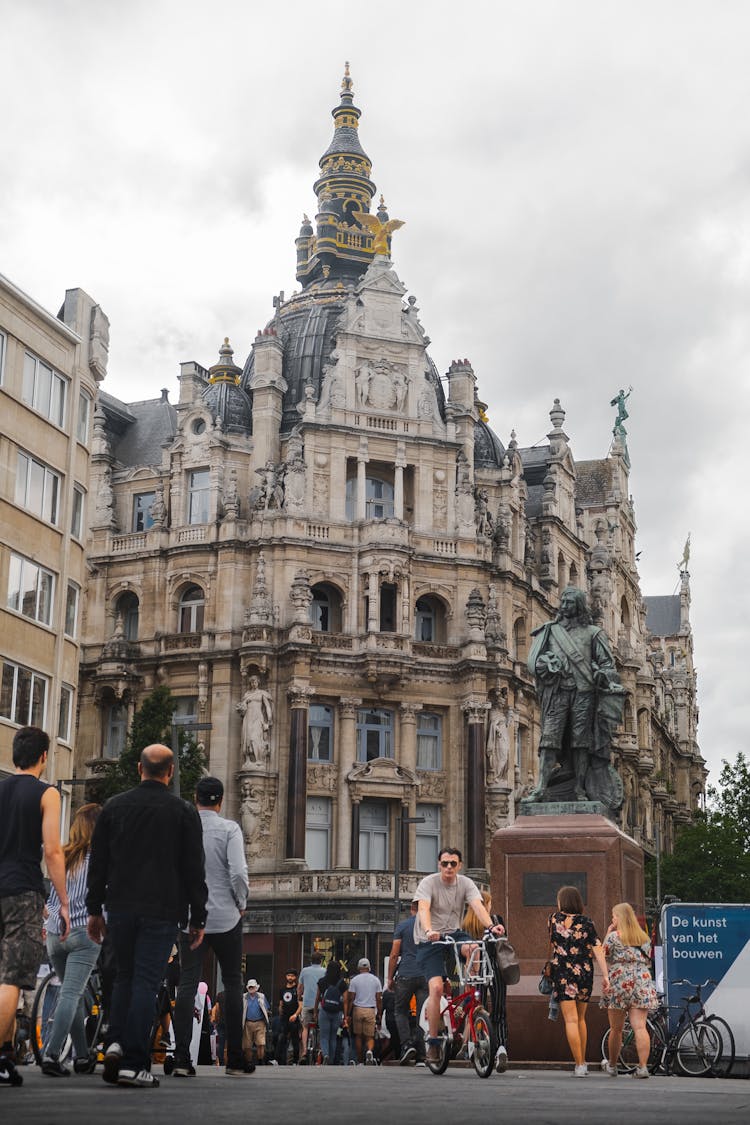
left=94, top=686, right=207, bottom=804
left=646, top=751, right=750, bottom=904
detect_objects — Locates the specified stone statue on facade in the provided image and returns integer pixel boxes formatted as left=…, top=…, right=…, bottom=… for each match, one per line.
left=525, top=586, right=625, bottom=814
left=240, top=779, right=264, bottom=858
left=236, top=675, right=274, bottom=766
left=486, top=703, right=511, bottom=785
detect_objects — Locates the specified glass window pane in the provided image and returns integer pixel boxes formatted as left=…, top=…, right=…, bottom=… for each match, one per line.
left=16, top=666, right=31, bottom=724
left=133, top=493, right=155, bottom=532
left=50, top=374, right=66, bottom=427
left=70, top=488, right=83, bottom=537
left=77, top=393, right=90, bottom=443
left=7, top=554, right=22, bottom=612
left=65, top=584, right=78, bottom=636
left=58, top=686, right=73, bottom=741
left=38, top=569, right=53, bottom=625
left=28, top=459, right=45, bottom=517
left=30, top=674, right=46, bottom=727
left=0, top=664, right=15, bottom=718
left=36, top=363, right=52, bottom=415
left=22, top=353, right=36, bottom=404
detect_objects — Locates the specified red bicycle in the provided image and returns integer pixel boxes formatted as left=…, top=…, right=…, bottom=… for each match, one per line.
left=424, top=935, right=497, bottom=1078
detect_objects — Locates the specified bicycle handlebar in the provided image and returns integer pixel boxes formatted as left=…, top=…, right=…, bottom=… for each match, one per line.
left=669, top=978, right=718, bottom=990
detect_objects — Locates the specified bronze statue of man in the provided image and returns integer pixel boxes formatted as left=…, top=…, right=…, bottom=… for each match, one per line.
left=526, top=587, right=624, bottom=806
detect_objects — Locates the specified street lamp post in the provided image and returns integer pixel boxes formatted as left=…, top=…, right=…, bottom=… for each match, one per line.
left=393, top=814, right=425, bottom=930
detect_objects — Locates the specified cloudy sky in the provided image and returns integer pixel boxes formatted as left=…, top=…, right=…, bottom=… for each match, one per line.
left=2, top=0, right=747, bottom=785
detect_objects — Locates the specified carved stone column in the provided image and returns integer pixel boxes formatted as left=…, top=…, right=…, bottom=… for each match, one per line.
left=367, top=571, right=378, bottom=633
left=462, top=698, right=490, bottom=869
left=335, top=697, right=362, bottom=868
left=286, top=685, right=313, bottom=862
left=399, top=703, right=423, bottom=869
left=350, top=798, right=361, bottom=871
left=394, top=461, right=404, bottom=521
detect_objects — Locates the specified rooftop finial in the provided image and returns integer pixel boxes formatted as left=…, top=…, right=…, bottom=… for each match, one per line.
left=341, top=61, right=353, bottom=98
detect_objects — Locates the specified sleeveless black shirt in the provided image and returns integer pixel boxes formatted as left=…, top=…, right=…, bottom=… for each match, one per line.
left=0, top=773, right=48, bottom=896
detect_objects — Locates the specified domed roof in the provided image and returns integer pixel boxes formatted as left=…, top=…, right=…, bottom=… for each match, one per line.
left=474, top=418, right=506, bottom=468
left=202, top=338, right=252, bottom=434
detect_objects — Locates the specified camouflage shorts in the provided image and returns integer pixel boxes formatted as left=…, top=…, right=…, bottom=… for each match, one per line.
left=0, top=891, right=45, bottom=990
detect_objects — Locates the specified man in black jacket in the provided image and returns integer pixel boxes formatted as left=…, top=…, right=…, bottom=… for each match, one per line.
left=86, top=744, right=207, bottom=1089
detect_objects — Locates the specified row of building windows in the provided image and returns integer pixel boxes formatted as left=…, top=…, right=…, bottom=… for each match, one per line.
left=0, top=657, right=74, bottom=742
left=6, top=551, right=80, bottom=636
left=306, top=797, right=441, bottom=872
left=13, top=451, right=85, bottom=536
left=129, top=471, right=402, bottom=532
left=113, top=583, right=527, bottom=658
left=15, top=347, right=91, bottom=442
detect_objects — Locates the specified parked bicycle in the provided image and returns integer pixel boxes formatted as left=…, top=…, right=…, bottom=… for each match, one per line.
left=423, top=934, right=497, bottom=1078
left=303, top=1019, right=323, bottom=1066
left=31, top=967, right=104, bottom=1071
left=600, top=978, right=735, bottom=1077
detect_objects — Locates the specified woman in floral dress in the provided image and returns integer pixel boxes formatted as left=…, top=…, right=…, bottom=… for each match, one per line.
left=548, top=886, right=610, bottom=1076
left=601, top=902, right=658, bottom=1078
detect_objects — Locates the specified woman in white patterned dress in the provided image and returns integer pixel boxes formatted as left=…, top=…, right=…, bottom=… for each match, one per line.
left=601, top=902, right=658, bottom=1078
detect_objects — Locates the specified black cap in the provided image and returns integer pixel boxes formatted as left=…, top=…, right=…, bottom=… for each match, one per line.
left=196, top=776, right=224, bottom=805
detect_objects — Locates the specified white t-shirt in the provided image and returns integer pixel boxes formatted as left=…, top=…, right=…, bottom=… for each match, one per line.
left=347, top=971, right=383, bottom=1009
left=412, top=872, right=482, bottom=943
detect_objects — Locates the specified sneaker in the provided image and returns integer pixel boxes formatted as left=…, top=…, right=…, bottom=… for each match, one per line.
left=399, top=1046, right=417, bottom=1066
left=495, top=1045, right=508, bottom=1073
left=74, top=1055, right=97, bottom=1075
left=573, top=1064, right=588, bottom=1076
left=348, top=1059, right=357, bottom=1066
left=426, top=1043, right=442, bottom=1064
left=603, top=1062, right=618, bottom=1076
left=172, top=1061, right=196, bottom=1077
left=321, top=1055, right=329, bottom=1066
left=633, top=1066, right=649, bottom=1079
left=416, top=1061, right=427, bottom=1068
left=102, top=1043, right=123, bottom=1085
left=118, top=1068, right=160, bottom=1088
left=41, top=1056, right=71, bottom=1077
left=364, top=1050, right=374, bottom=1066
left=0, top=1055, right=23, bottom=1087
left=225, top=1067, right=249, bottom=1077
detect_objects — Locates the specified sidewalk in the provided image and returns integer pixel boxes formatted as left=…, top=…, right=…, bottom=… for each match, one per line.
left=4, top=1062, right=747, bottom=1125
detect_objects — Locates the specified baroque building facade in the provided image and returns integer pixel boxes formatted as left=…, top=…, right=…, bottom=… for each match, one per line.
left=0, top=274, right=108, bottom=824
left=75, top=70, right=704, bottom=975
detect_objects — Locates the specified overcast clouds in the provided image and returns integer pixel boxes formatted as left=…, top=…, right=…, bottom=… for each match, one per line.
left=1, top=0, right=747, bottom=784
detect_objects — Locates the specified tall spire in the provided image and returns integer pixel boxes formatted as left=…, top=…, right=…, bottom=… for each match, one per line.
left=295, top=64, right=383, bottom=287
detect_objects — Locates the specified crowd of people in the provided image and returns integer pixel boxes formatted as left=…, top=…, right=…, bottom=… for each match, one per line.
left=1, top=725, right=660, bottom=1091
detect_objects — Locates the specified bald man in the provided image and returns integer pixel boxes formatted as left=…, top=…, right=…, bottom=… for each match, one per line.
left=86, top=745, right=207, bottom=1089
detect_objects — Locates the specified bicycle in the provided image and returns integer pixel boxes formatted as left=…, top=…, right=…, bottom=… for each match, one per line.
left=302, top=1019, right=323, bottom=1066
left=600, top=978, right=734, bottom=1078
left=423, top=935, right=497, bottom=1078
left=31, top=967, right=105, bottom=1070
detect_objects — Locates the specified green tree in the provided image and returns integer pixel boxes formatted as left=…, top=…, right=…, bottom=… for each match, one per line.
left=646, top=751, right=750, bottom=903
left=95, top=686, right=207, bottom=803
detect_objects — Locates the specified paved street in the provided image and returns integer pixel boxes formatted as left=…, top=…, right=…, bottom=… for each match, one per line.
left=3, top=1063, right=748, bottom=1125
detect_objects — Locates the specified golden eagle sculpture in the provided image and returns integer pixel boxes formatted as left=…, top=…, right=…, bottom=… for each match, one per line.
left=353, top=209, right=405, bottom=256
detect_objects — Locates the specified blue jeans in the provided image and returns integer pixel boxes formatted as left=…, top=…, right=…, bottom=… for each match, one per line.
left=107, top=912, right=177, bottom=1073
left=318, top=1008, right=341, bottom=1063
left=173, top=921, right=243, bottom=1070
left=45, top=928, right=100, bottom=1060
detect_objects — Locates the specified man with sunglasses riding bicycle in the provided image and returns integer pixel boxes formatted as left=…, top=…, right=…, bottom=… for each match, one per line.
left=413, top=847, right=504, bottom=1063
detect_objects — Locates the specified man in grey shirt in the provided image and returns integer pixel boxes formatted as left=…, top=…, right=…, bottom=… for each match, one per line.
left=414, top=846, right=504, bottom=1062
left=172, top=777, right=249, bottom=1077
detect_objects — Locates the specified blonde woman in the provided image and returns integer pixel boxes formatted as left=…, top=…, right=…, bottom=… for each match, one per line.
left=601, top=902, right=658, bottom=1079
left=548, top=886, right=610, bottom=1076
left=41, top=804, right=102, bottom=1076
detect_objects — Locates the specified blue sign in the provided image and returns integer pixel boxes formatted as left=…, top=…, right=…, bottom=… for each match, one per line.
left=661, top=902, right=750, bottom=1059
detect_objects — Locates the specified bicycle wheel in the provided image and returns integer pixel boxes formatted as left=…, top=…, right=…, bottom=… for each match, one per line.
left=705, top=1015, right=735, bottom=1078
left=31, top=972, right=63, bottom=1065
left=675, top=1019, right=722, bottom=1077
left=426, top=1032, right=450, bottom=1075
left=647, top=1015, right=668, bottom=1075
left=471, top=1008, right=496, bottom=1078
left=601, top=1023, right=638, bottom=1074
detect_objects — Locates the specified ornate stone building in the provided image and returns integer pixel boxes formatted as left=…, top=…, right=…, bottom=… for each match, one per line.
left=75, top=69, right=704, bottom=976
left=1, top=274, right=108, bottom=821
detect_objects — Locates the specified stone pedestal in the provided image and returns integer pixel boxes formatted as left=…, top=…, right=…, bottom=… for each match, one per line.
left=490, top=813, right=644, bottom=1062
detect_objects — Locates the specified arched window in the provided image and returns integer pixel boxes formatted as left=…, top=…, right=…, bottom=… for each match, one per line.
left=513, top=617, right=527, bottom=661
left=623, top=694, right=635, bottom=735
left=415, top=595, right=447, bottom=643
left=310, top=583, right=343, bottom=633
left=179, top=584, right=205, bottom=633
left=557, top=553, right=567, bottom=591
left=620, top=596, right=631, bottom=630
left=637, top=708, right=650, bottom=749
left=116, top=592, right=139, bottom=642
left=569, top=563, right=579, bottom=587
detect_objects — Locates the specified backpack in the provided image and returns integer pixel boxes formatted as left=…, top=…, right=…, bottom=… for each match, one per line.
left=321, top=984, right=342, bottom=1013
